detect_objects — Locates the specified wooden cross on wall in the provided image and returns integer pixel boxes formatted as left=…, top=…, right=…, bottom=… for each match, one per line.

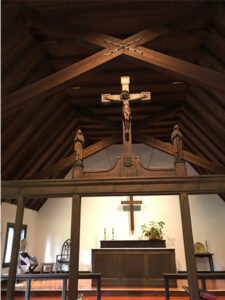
left=101, top=76, right=151, bottom=153
left=121, top=196, right=142, bottom=233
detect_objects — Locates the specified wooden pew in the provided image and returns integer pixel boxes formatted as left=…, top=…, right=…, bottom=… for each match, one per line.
left=163, top=272, right=225, bottom=300
left=1, top=272, right=102, bottom=300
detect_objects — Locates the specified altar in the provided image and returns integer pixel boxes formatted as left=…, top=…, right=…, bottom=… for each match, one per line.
left=92, top=241, right=177, bottom=287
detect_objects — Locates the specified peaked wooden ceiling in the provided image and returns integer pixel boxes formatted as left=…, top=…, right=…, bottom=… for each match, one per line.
left=2, top=1, right=225, bottom=210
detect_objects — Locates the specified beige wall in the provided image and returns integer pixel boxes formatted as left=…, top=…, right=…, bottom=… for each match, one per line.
left=1, top=144, right=225, bottom=273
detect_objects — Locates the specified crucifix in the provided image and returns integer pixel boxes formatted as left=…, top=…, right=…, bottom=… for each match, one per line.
left=121, top=196, right=142, bottom=233
left=101, top=76, right=151, bottom=153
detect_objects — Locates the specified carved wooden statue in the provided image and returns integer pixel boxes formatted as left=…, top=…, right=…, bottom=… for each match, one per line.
left=101, top=76, right=151, bottom=143
left=74, top=129, right=85, bottom=163
left=121, top=91, right=131, bottom=140
left=171, top=124, right=184, bottom=162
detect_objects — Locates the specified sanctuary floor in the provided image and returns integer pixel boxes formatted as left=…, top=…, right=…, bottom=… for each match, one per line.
left=1, top=278, right=225, bottom=299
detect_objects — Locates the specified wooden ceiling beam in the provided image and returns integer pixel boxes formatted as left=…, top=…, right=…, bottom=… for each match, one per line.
left=133, top=103, right=181, bottom=130
left=70, top=93, right=185, bottom=107
left=134, top=133, right=225, bottom=174
left=181, top=107, right=225, bottom=165
left=2, top=93, right=65, bottom=172
left=4, top=99, right=70, bottom=180
left=200, top=48, right=225, bottom=73
left=2, top=43, right=44, bottom=96
left=73, top=106, right=120, bottom=130
left=2, top=33, right=33, bottom=73
left=25, top=117, right=78, bottom=178
left=186, top=94, right=225, bottom=141
left=29, top=8, right=169, bottom=49
left=180, top=116, right=221, bottom=163
left=185, top=96, right=225, bottom=153
left=189, top=85, right=224, bottom=125
left=2, top=46, right=124, bottom=116
left=29, top=134, right=121, bottom=179
left=66, top=82, right=186, bottom=97
left=206, top=28, right=225, bottom=65
left=17, top=114, right=76, bottom=179
left=2, top=94, right=48, bottom=151
left=147, top=30, right=207, bottom=51
left=124, top=46, right=225, bottom=93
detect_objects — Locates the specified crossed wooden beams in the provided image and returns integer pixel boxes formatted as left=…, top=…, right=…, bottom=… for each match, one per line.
left=3, top=13, right=225, bottom=117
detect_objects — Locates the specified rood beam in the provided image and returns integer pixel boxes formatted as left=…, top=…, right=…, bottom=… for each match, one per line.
left=2, top=175, right=225, bottom=199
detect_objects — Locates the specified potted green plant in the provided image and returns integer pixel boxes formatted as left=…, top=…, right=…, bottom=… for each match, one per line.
left=141, top=220, right=165, bottom=240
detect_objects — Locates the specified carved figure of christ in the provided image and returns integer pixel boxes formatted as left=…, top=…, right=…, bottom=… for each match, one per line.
left=121, top=196, right=142, bottom=233
left=101, top=76, right=151, bottom=152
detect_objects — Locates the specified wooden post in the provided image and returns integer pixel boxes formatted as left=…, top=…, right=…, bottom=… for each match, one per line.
left=179, top=192, right=200, bottom=300
left=171, top=125, right=200, bottom=300
left=6, top=195, right=24, bottom=300
left=68, top=194, right=81, bottom=300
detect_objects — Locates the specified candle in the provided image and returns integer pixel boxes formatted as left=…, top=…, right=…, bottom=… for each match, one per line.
left=205, top=240, right=208, bottom=253
left=112, top=228, right=114, bottom=240
left=104, top=228, right=106, bottom=240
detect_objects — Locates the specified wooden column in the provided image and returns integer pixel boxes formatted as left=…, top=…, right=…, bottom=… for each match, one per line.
left=6, top=195, right=24, bottom=300
left=171, top=125, right=200, bottom=300
left=179, top=192, right=200, bottom=300
left=68, top=194, right=81, bottom=300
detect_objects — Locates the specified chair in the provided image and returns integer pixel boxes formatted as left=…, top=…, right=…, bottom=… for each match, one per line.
left=17, top=252, right=38, bottom=274
left=56, top=239, right=70, bottom=273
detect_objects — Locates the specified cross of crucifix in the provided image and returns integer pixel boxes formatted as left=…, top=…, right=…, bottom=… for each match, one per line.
left=101, top=76, right=151, bottom=152
left=121, top=196, right=142, bottom=233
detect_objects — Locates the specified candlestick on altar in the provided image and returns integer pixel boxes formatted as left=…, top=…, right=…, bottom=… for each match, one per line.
left=205, top=240, right=209, bottom=253
left=104, top=228, right=106, bottom=240
left=112, top=228, right=114, bottom=240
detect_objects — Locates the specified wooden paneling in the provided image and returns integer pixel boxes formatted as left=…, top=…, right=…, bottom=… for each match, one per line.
left=92, top=248, right=176, bottom=287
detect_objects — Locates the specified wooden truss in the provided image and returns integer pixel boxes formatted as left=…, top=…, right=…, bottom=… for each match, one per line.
left=3, top=11, right=225, bottom=299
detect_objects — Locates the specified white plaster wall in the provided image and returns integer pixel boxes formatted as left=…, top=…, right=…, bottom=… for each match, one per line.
left=79, top=195, right=185, bottom=271
left=190, top=194, right=225, bottom=271
left=1, top=202, right=38, bottom=273
left=33, top=170, right=73, bottom=269
left=1, top=144, right=225, bottom=273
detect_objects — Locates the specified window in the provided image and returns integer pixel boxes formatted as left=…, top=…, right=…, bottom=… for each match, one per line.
left=2, top=223, right=27, bottom=268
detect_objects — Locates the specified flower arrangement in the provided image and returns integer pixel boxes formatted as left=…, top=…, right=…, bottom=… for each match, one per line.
left=141, top=220, right=165, bottom=240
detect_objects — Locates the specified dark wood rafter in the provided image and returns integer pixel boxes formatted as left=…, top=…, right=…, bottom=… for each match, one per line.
left=133, top=102, right=181, bottom=130
left=180, top=115, right=222, bottom=163
left=180, top=109, right=225, bottom=165
left=24, top=117, right=78, bottom=178
left=2, top=43, right=44, bottom=96
left=29, top=135, right=121, bottom=179
left=4, top=7, right=225, bottom=117
left=15, top=112, right=76, bottom=179
left=124, top=46, right=225, bottom=93
left=2, top=93, right=66, bottom=178
left=186, top=94, right=225, bottom=142
left=12, top=101, right=70, bottom=180
left=134, top=133, right=225, bottom=174
left=189, top=86, right=225, bottom=127
left=206, top=28, right=225, bottom=65
left=2, top=48, right=124, bottom=116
